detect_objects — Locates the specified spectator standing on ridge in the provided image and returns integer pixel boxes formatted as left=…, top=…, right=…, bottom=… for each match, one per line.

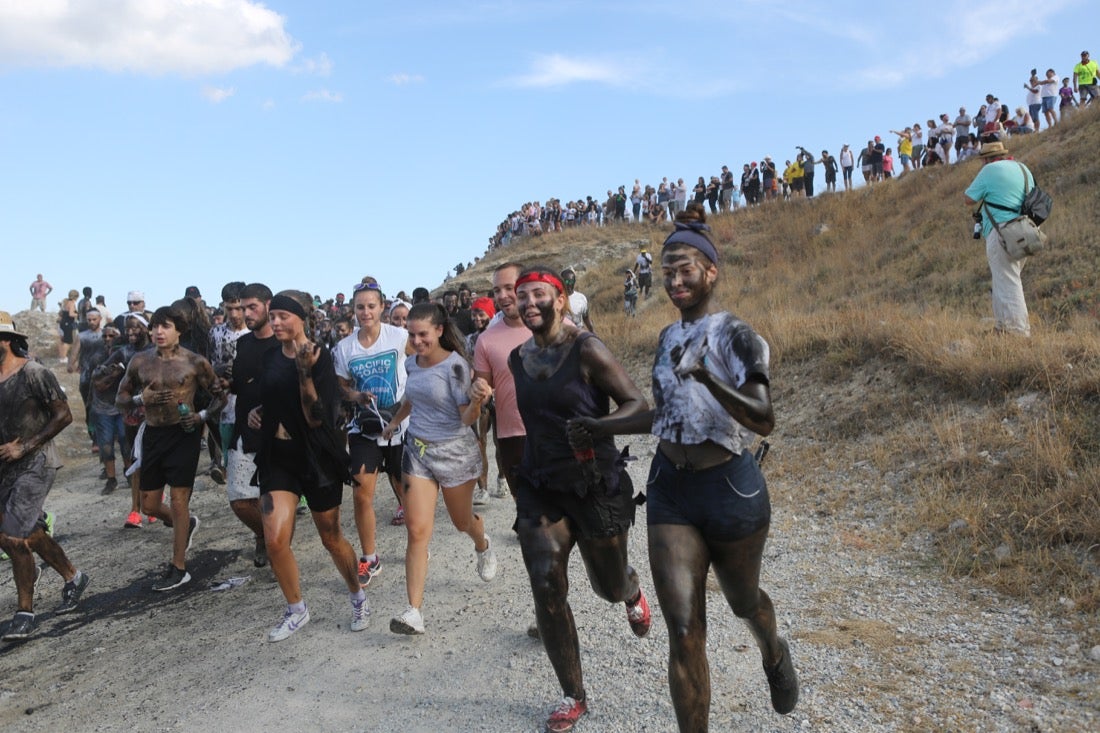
left=0, top=312, right=91, bottom=641
left=719, top=166, right=735, bottom=212
left=954, top=108, right=972, bottom=156
left=76, top=287, right=94, bottom=332
left=28, top=274, right=52, bottom=313
left=1038, top=68, right=1060, bottom=127
left=871, top=135, right=886, bottom=180
left=1024, top=75, right=1043, bottom=132
left=820, top=150, right=838, bottom=193
left=1073, top=50, right=1098, bottom=105
left=910, top=123, right=924, bottom=170
left=963, top=140, right=1035, bottom=337
left=634, top=246, right=654, bottom=300
left=839, top=144, right=855, bottom=191
left=799, top=150, right=817, bottom=198
left=761, top=157, right=777, bottom=201
left=889, top=128, right=913, bottom=173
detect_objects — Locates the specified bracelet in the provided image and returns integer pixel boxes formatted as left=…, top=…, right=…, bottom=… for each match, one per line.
left=132, top=394, right=144, bottom=406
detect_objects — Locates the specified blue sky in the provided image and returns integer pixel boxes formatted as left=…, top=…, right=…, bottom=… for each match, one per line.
left=0, top=0, right=1091, bottom=315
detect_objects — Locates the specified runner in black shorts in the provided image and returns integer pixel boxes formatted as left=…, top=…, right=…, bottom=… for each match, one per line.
left=574, top=204, right=798, bottom=731
left=499, top=265, right=651, bottom=733
left=247, top=290, right=367, bottom=642
left=116, top=304, right=224, bottom=592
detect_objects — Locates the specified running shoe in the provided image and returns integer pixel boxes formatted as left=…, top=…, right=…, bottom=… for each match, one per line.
left=254, top=536, right=268, bottom=568
left=146, top=514, right=157, bottom=524
left=350, top=595, right=370, bottom=632
left=764, top=638, right=799, bottom=714
left=151, top=564, right=191, bottom=592
left=625, top=587, right=652, bottom=638
left=390, top=506, right=405, bottom=526
left=42, top=511, right=55, bottom=537
left=491, top=476, right=509, bottom=499
left=357, top=555, right=381, bottom=588
left=472, top=485, right=490, bottom=506
left=124, top=511, right=143, bottom=529
left=2, top=612, right=37, bottom=641
left=101, top=477, right=118, bottom=495
left=546, top=696, right=588, bottom=733
left=54, top=571, right=91, bottom=614
left=476, top=535, right=498, bottom=582
left=296, top=495, right=309, bottom=516
left=99, top=467, right=108, bottom=479
left=185, top=515, right=200, bottom=551
left=268, top=605, right=310, bottom=642
left=208, top=465, right=226, bottom=485
left=389, top=605, right=425, bottom=635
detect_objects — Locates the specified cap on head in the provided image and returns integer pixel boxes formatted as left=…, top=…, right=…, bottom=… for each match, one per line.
left=127, top=290, right=145, bottom=302
left=185, top=286, right=201, bottom=298
left=874, top=135, right=881, bottom=141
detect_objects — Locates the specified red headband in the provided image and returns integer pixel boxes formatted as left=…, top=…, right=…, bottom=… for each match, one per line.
left=515, top=272, right=564, bottom=293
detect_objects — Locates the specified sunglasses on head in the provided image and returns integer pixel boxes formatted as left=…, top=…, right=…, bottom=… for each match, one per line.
left=353, top=282, right=385, bottom=298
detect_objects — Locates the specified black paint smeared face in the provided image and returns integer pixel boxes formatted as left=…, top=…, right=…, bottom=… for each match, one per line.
left=661, top=244, right=716, bottom=312
left=517, top=282, right=560, bottom=334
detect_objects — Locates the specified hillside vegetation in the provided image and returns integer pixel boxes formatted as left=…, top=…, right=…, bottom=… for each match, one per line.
left=452, top=108, right=1100, bottom=615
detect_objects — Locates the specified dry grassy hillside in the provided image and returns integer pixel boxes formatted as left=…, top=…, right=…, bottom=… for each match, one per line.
left=450, top=108, right=1100, bottom=616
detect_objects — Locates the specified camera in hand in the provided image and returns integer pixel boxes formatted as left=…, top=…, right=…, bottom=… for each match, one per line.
left=972, top=209, right=983, bottom=239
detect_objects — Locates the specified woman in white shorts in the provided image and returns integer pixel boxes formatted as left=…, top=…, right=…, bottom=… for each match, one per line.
left=382, top=302, right=497, bottom=635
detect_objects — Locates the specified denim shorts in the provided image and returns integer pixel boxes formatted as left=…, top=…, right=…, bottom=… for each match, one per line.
left=93, top=411, right=130, bottom=463
left=1042, top=96, right=1056, bottom=112
left=645, top=449, right=770, bottom=542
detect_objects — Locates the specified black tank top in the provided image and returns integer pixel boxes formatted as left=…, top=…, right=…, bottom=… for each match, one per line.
left=509, top=332, right=623, bottom=495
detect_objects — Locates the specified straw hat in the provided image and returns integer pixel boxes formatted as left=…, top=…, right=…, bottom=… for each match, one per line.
left=979, top=141, right=1008, bottom=158
left=0, top=311, right=28, bottom=339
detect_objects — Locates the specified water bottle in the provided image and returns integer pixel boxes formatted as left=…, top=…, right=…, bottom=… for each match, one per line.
left=178, top=401, right=194, bottom=432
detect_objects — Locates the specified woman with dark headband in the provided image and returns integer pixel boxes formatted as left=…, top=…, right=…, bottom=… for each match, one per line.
left=382, top=302, right=496, bottom=636
left=572, top=204, right=799, bottom=730
left=494, top=265, right=650, bottom=733
left=247, top=289, right=367, bottom=642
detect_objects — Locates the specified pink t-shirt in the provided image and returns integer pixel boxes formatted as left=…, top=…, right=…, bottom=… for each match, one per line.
left=30, top=280, right=51, bottom=298
left=473, top=317, right=531, bottom=438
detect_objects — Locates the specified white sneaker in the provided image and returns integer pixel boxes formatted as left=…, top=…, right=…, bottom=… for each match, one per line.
left=268, top=605, right=310, bottom=642
left=476, top=535, right=498, bottom=582
left=491, top=476, right=509, bottom=499
left=389, top=605, right=425, bottom=635
left=472, top=486, right=490, bottom=506
left=350, top=595, right=370, bottom=632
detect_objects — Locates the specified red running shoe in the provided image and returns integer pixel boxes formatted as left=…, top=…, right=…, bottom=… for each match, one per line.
left=625, top=588, right=651, bottom=638
left=124, top=511, right=143, bottom=529
left=546, top=696, right=587, bottom=733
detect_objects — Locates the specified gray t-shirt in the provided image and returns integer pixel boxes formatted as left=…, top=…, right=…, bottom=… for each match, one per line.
left=404, top=350, right=471, bottom=442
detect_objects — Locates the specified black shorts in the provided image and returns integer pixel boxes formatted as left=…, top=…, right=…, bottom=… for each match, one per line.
left=348, top=433, right=403, bottom=478
left=495, top=435, right=525, bottom=491
left=637, top=272, right=652, bottom=290
left=258, top=461, right=344, bottom=513
left=514, top=472, right=636, bottom=540
left=645, top=449, right=770, bottom=542
left=139, top=424, right=202, bottom=491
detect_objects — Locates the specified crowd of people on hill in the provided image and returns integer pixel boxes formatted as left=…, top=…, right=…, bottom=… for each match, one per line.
left=5, top=221, right=798, bottom=731
left=486, top=53, right=1098, bottom=252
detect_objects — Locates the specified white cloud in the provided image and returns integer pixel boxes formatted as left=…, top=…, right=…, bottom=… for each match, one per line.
left=0, top=0, right=299, bottom=75
left=302, top=89, right=343, bottom=103
left=504, top=54, right=629, bottom=89
left=202, top=86, right=235, bottom=103
left=839, top=0, right=1078, bottom=90
left=296, top=52, right=332, bottom=76
left=262, top=98, right=276, bottom=110
left=387, top=72, right=425, bottom=85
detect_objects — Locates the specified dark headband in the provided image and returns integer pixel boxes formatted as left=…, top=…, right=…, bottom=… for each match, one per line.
left=662, top=221, right=719, bottom=264
left=515, top=272, right=564, bottom=293
left=269, top=294, right=308, bottom=321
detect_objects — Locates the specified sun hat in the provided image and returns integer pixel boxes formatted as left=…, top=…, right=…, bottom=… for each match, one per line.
left=0, top=311, right=28, bottom=339
left=979, top=141, right=1009, bottom=158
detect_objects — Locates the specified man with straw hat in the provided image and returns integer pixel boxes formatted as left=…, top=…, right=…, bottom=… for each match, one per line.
left=963, top=140, right=1035, bottom=336
left=0, top=312, right=91, bottom=640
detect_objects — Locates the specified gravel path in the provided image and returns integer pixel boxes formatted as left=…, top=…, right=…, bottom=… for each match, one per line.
left=1, top=369, right=1097, bottom=732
